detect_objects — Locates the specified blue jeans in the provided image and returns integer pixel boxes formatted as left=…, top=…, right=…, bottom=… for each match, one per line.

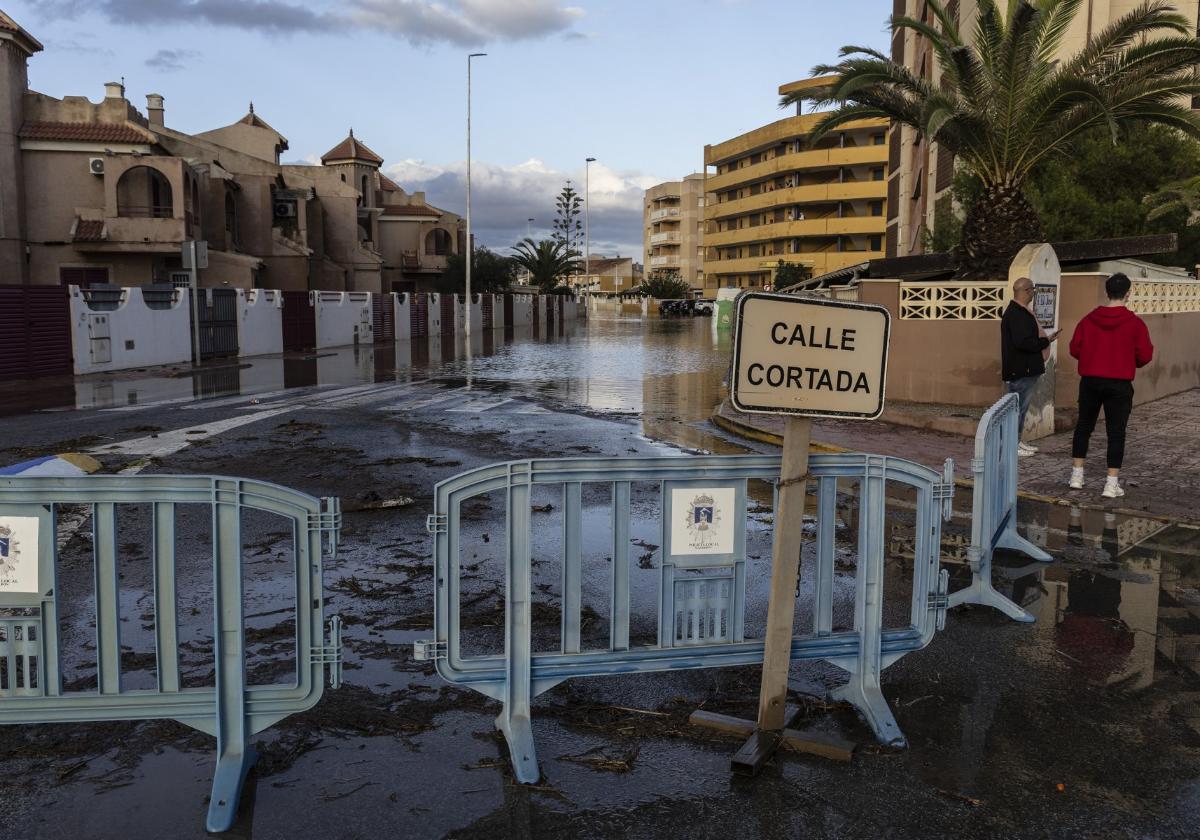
left=1006, top=376, right=1039, bottom=436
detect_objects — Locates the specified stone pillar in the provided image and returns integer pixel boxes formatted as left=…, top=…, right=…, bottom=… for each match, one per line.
left=0, top=32, right=40, bottom=283
left=146, top=93, right=164, bottom=127
left=1008, top=243, right=1061, bottom=439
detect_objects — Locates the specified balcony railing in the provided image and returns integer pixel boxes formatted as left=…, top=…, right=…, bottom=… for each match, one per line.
left=650, top=208, right=681, bottom=221
left=650, top=232, right=681, bottom=244
left=650, top=256, right=679, bottom=266
left=117, top=204, right=175, bottom=219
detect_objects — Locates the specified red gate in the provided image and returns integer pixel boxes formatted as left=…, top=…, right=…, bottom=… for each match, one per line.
left=282, top=291, right=316, bottom=352
left=481, top=295, right=494, bottom=330
left=411, top=293, right=428, bottom=338
left=0, top=284, right=72, bottom=378
left=440, top=293, right=456, bottom=336
left=503, top=294, right=514, bottom=328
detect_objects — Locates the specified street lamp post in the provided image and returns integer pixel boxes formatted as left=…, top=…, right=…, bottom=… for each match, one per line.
left=465, top=52, right=486, bottom=338
left=585, top=156, right=595, bottom=304
left=525, top=217, right=533, bottom=286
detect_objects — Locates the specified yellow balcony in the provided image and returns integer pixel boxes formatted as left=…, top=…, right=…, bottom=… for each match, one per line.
left=705, top=114, right=887, bottom=165
left=706, top=145, right=887, bottom=194
left=705, top=180, right=886, bottom=220
left=704, top=250, right=881, bottom=278
left=705, top=216, right=884, bottom=248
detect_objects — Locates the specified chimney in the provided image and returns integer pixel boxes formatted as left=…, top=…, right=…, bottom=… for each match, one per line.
left=413, top=191, right=426, bottom=203
left=146, top=93, right=164, bottom=127
left=104, top=80, right=125, bottom=100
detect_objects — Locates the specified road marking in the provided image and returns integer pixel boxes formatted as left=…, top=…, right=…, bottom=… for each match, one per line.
left=446, top=398, right=515, bottom=413
left=90, top=406, right=296, bottom=457
left=383, top=387, right=472, bottom=411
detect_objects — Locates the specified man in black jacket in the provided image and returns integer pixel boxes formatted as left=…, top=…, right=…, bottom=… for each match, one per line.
left=1001, top=277, right=1061, bottom=456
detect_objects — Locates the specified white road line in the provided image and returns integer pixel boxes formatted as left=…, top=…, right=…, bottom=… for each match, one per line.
left=383, top=387, right=472, bottom=411
left=181, top=386, right=331, bottom=410
left=446, top=398, right=515, bottom=413
left=90, top=406, right=296, bottom=457
left=312, top=381, right=429, bottom=410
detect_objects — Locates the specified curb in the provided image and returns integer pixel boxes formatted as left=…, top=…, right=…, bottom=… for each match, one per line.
left=711, top=411, right=1198, bottom=529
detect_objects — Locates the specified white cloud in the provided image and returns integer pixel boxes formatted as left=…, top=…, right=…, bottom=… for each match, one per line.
left=39, top=0, right=584, bottom=46
left=384, top=157, right=663, bottom=259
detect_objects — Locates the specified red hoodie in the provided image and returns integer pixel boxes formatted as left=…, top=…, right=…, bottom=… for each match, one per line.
left=1069, top=306, right=1153, bottom=381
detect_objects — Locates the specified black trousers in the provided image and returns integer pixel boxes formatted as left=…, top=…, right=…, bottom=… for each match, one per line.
left=1071, top=377, right=1134, bottom=469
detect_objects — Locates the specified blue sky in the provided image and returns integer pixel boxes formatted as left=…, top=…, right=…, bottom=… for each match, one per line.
left=9, top=0, right=889, bottom=256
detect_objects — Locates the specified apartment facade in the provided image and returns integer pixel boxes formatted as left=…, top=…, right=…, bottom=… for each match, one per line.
left=703, top=77, right=889, bottom=290
left=0, top=11, right=463, bottom=293
left=643, top=174, right=705, bottom=291
left=888, top=0, right=1200, bottom=259
left=573, top=256, right=642, bottom=295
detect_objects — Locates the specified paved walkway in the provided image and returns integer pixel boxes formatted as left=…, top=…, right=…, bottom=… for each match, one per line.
left=713, top=388, right=1200, bottom=526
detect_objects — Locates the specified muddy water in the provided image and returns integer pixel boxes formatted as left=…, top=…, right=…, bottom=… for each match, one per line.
left=4, top=313, right=1200, bottom=838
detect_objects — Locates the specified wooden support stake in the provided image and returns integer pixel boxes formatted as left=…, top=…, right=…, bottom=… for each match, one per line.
left=731, top=415, right=811, bottom=775
left=688, top=709, right=855, bottom=764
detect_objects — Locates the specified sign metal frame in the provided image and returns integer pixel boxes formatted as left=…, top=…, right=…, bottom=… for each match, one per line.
left=730, top=291, right=891, bottom=421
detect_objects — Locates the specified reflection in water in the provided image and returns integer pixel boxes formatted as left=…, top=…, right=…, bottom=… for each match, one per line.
left=47, top=314, right=736, bottom=451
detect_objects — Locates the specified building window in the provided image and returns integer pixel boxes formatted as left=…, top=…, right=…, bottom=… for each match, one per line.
left=425, top=228, right=452, bottom=256
left=224, top=191, right=240, bottom=249
left=873, top=134, right=885, bottom=145
left=361, top=174, right=369, bottom=206
left=869, top=200, right=883, bottom=217
left=870, top=235, right=883, bottom=251
left=871, top=168, right=885, bottom=181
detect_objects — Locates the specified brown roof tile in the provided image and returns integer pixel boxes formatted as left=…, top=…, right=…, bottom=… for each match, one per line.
left=381, top=204, right=442, bottom=218
left=20, top=121, right=155, bottom=144
left=378, top=172, right=403, bottom=192
left=73, top=219, right=106, bottom=242
left=321, top=131, right=384, bottom=165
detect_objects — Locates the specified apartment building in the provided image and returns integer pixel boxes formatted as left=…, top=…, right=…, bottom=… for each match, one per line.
left=643, top=174, right=705, bottom=291
left=0, top=10, right=463, bottom=292
left=703, top=77, right=889, bottom=290
left=888, top=0, right=1200, bottom=259
left=573, top=256, right=642, bottom=295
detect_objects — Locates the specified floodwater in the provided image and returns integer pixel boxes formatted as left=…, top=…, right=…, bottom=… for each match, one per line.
left=2, top=311, right=1200, bottom=838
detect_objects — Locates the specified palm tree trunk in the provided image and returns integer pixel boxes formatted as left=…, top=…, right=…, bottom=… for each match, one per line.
left=956, top=183, right=1045, bottom=280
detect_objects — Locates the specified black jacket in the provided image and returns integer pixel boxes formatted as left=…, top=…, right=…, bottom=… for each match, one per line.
left=1000, top=300, right=1049, bottom=381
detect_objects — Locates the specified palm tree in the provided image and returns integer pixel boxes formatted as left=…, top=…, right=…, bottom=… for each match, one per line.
left=1144, top=174, right=1200, bottom=225
left=783, top=0, right=1200, bottom=278
left=510, top=237, right=580, bottom=291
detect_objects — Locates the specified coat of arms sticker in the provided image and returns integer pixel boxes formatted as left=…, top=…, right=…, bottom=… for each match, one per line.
left=669, top=487, right=735, bottom=556
left=0, top=516, right=40, bottom=594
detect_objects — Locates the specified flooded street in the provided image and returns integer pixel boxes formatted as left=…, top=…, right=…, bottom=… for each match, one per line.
left=2, top=313, right=1200, bottom=839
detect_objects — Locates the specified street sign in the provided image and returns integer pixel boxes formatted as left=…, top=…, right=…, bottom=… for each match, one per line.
left=181, top=240, right=209, bottom=270
left=1033, top=283, right=1057, bottom=329
left=730, top=292, right=890, bottom=420
left=0, top=516, right=40, bottom=594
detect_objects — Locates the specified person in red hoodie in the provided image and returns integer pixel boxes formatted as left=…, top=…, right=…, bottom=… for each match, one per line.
left=1068, top=273, right=1154, bottom=498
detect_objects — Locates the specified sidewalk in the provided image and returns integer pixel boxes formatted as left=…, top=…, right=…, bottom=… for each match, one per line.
left=713, top=388, right=1200, bottom=526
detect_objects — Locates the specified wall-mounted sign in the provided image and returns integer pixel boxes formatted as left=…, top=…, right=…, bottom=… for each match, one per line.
left=670, top=487, right=735, bottom=556
left=731, top=292, right=891, bottom=419
left=0, top=516, right=40, bottom=594
left=1033, top=283, right=1057, bottom=330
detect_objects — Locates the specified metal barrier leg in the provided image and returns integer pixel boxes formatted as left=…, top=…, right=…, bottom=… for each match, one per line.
left=947, top=545, right=1036, bottom=623
left=832, top=461, right=906, bottom=747
left=496, top=478, right=540, bottom=783
left=995, top=525, right=1053, bottom=563
left=208, top=483, right=255, bottom=833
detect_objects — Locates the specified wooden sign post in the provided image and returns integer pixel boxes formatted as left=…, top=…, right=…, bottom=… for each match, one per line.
left=692, top=291, right=890, bottom=774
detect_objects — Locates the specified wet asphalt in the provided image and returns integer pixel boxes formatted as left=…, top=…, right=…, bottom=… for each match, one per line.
left=1, top=315, right=1199, bottom=839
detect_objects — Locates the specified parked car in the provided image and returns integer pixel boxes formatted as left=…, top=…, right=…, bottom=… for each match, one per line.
left=693, top=300, right=714, bottom=316
left=658, top=299, right=696, bottom=317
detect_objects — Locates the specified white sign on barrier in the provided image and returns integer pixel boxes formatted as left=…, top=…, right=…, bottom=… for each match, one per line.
left=731, top=292, right=891, bottom=419
left=669, top=487, right=735, bottom=555
left=0, top=516, right=39, bottom=593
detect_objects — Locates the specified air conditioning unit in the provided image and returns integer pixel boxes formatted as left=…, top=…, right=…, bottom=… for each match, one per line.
left=785, top=210, right=795, bottom=221
left=796, top=212, right=805, bottom=221
left=89, top=157, right=105, bottom=175
left=274, top=200, right=298, bottom=218
left=784, top=178, right=795, bottom=188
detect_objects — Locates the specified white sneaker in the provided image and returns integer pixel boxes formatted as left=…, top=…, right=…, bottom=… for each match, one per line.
left=1018, top=441, right=1038, bottom=455
left=1101, top=478, right=1125, bottom=499
left=1069, top=468, right=1084, bottom=490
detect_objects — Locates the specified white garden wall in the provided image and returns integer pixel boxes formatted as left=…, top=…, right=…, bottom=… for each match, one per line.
left=315, top=291, right=374, bottom=349
left=70, top=285, right=191, bottom=375
left=237, top=289, right=283, bottom=357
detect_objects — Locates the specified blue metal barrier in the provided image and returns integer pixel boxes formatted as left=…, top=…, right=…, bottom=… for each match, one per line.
left=947, top=393, right=1052, bottom=622
left=0, top=475, right=343, bottom=833
left=417, top=453, right=955, bottom=782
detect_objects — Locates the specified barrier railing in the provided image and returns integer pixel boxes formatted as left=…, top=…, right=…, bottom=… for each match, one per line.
left=417, top=453, right=954, bottom=782
left=0, top=475, right=343, bottom=832
left=947, top=393, right=1052, bottom=622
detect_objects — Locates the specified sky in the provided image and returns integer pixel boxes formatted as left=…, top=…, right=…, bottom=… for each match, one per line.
left=7, top=0, right=890, bottom=258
